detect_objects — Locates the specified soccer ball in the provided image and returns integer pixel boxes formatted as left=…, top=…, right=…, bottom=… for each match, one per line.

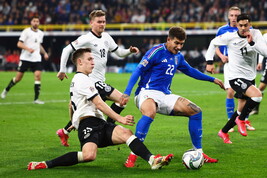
left=182, top=150, right=204, bottom=170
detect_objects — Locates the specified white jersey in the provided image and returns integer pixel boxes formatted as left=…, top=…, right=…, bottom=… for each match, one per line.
left=70, top=72, right=105, bottom=129
left=258, top=33, right=267, bottom=69
left=206, top=29, right=267, bottom=81
left=19, top=27, right=44, bottom=62
left=69, top=31, right=117, bottom=82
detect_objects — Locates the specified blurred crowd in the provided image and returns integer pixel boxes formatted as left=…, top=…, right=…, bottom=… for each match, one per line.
left=0, top=0, right=267, bottom=25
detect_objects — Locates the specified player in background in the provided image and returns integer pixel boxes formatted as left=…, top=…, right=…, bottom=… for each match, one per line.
left=120, top=27, right=225, bottom=168
left=56, top=10, right=139, bottom=147
left=249, top=33, right=267, bottom=115
left=205, top=14, right=267, bottom=143
left=1, top=16, right=49, bottom=104
left=207, top=6, right=255, bottom=132
left=27, top=48, right=173, bottom=171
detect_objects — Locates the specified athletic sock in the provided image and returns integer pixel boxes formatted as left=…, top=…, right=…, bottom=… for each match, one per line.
left=34, top=81, right=41, bottom=100
left=239, top=98, right=260, bottom=120
left=226, top=98, right=235, bottom=119
left=126, top=135, right=152, bottom=162
left=222, top=111, right=238, bottom=133
left=64, top=120, right=73, bottom=133
left=6, top=77, right=16, bottom=91
left=45, top=152, right=79, bottom=168
left=188, top=112, right=202, bottom=149
left=106, top=103, right=124, bottom=123
left=135, top=115, right=154, bottom=142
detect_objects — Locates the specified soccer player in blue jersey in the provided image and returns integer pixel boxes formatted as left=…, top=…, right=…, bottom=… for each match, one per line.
left=120, top=27, right=225, bottom=167
left=206, top=7, right=255, bottom=132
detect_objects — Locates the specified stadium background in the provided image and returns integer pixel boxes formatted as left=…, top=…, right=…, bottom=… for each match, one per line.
left=0, top=0, right=267, bottom=73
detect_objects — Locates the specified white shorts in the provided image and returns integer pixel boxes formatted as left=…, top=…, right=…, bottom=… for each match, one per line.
left=134, top=89, right=180, bottom=115
left=223, top=63, right=231, bottom=89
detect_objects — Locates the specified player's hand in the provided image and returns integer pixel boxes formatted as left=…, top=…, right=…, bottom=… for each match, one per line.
left=44, top=53, right=49, bottom=60
left=245, top=31, right=253, bottom=43
left=206, top=64, right=215, bottom=74
left=118, top=115, right=135, bottom=126
left=57, top=72, right=68, bottom=81
left=28, top=48, right=34, bottom=53
left=129, top=46, right=139, bottom=54
left=256, top=63, right=262, bottom=71
left=120, top=94, right=130, bottom=106
left=220, top=55, right=228, bottom=63
left=214, top=78, right=225, bottom=90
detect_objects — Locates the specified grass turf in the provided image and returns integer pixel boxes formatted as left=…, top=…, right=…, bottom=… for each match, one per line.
left=0, top=71, right=267, bottom=178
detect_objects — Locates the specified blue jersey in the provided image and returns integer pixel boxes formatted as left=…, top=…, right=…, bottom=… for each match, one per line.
left=124, top=43, right=215, bottom=96
left=216, top=23, right=238, bottom=56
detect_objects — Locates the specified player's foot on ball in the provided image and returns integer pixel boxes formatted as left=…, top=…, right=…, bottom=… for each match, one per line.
left=56, top=128, right=69, bottom=147
left=202, top=153, right=218, bottom=163
left=124, top=153, right=137, bottom=168
left=151, top=154, right=174, bottom=170
left=218, top=130, right=232, bottom=144
left=27, top=161, right=47, bottom=170
left=235, top=117, right=247, bottom=136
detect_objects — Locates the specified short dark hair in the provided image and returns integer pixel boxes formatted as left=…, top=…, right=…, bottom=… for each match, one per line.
left=30, top=15, right=39, bottom=21
left=89, top=10, right=106, bottom=20
left=72, top=48, right=92, bottom=65
left=237, top=13, right=251, bottom=22
left=168, top=27, right=187, bottom=40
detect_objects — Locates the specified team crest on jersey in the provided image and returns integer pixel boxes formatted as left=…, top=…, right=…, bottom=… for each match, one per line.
left=140, top=59, right=148, bottom=67
left=104, top=41, right=109, bottom=48
left=241, top=83, right=248, bottom=90
left=74, top=40, right=78, bottom=45
left=94, top=44, right=98, bottom=47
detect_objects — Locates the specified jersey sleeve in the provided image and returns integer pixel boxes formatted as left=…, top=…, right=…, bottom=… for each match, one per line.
left=250, top=30, right=267, bottom=57
left=106, top=33, right=118, bottom=52
left=178, top=55, right=215, bottom=82
left=205, top=33, right=230, bottom=62
left=19, top=29, right=27, bottom=42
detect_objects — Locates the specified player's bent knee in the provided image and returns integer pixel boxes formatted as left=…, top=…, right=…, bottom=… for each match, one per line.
left=83, top=153, right=96, bottom=162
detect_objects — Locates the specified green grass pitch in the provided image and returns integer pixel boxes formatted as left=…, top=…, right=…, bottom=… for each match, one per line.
left=0, top=71, right=267, bottom=178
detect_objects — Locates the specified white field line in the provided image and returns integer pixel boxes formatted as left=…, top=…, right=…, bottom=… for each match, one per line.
left=0, top=99, right=68, bottom=105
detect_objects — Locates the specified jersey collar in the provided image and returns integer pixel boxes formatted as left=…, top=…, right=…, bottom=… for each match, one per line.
left=90, top=30, right=102, bottom=38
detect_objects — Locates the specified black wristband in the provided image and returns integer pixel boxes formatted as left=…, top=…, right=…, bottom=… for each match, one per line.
left=249, top=41, right=255, bottom=46
left=207, top=61, right=214, bottom=65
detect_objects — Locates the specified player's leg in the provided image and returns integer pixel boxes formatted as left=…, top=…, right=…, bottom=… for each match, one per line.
left=125, top=91, right=157, bottom=167
left=172, top=96, right=218, bottom=163
left=236, top=85, right=262, bottom=136
left=112, top=125, right=173, bottom=170
left=226, top=88, right=235, bottom=132
left=33, top=70, right=44, bottom=104
left=1, top=71, right=24, bottom=99
left=106, top=88, right=125, bottom=123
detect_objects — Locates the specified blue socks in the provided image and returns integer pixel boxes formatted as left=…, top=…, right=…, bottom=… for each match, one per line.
left=189, top=112, right=202, bottom=149
left=135, top=115, right=154, bottom=142
left=226, top=98, right=235, bottom=119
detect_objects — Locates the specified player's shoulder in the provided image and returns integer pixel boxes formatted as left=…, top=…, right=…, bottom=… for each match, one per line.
left=146, top=43, right=165, bottom=59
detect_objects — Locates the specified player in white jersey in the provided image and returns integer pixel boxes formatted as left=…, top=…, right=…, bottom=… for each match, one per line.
left=1, top=16, right=49, bottom=104
left=55, top=10, right=139, bottom=147
left=205, top=14, right=267, bottom=143
left=250, top=33, right=267, bottom=115
left=27, top=48, right=173, bottom=171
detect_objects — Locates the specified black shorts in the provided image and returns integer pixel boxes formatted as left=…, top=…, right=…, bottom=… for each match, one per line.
left=229, top=78, right=255, bottom=99
left=78, top=117, right=116, bottom=149
left=260, top=68, right=267, bottom=84
left=17, top=61, right=43, bottom=72
left=95, top=81, right=115, bottom=101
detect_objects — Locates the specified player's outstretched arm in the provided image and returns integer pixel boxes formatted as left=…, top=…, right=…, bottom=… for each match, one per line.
left=92, top=95, right=135, bottom=126
left=213, top=78, right=225, bottom=90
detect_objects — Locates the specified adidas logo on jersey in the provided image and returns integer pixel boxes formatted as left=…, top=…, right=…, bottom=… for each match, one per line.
left=162, top=59, right=168, bottom=62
